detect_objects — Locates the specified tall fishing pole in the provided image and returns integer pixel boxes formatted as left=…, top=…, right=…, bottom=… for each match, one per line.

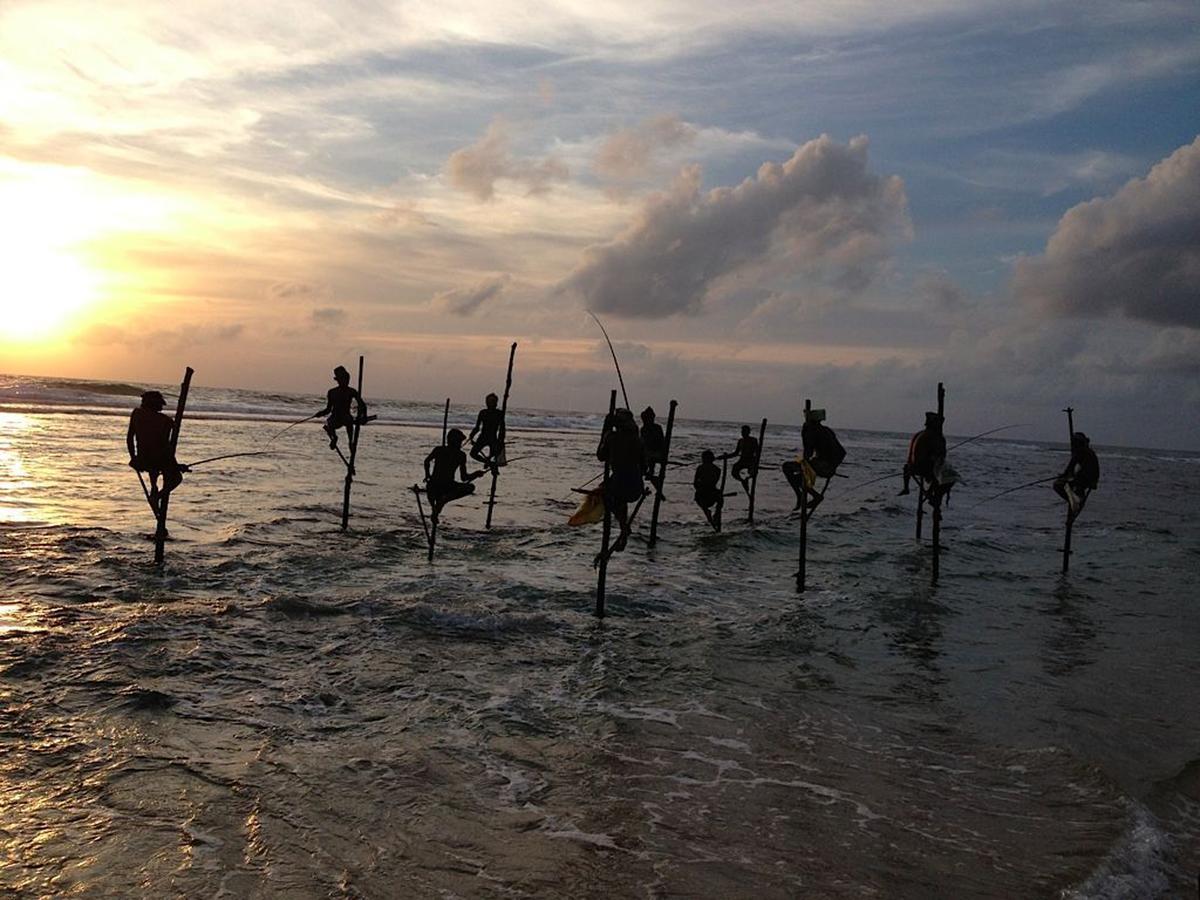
left=589, top=311, right=631, bottom=411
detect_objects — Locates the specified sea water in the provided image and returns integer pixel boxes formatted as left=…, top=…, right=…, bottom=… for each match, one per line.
left=0, top=373, right=1197, bottom=897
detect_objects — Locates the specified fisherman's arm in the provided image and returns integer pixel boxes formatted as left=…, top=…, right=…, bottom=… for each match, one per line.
left=126, top=415, right=138, bottom=467
left=423, top=449, right=436, bottom=481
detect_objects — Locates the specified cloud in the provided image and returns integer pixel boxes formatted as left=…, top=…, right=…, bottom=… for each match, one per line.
left=1014, top=136, right=1200, bottom=328
left=593, top=114, right=696, bottom=187
left=560, top=134, right=910, bottom=318
left=433, top=273, right=512, bottom=315
left=446, top=119, right=568, bottom=201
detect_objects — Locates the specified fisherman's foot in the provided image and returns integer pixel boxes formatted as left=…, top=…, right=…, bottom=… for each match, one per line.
left=898, top=487, right=910, bottom=496
left=329, top=437, right=338, bottom=449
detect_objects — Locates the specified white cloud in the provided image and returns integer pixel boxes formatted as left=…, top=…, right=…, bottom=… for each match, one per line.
left=560, top=134, right=910, bottom=318
left=1014, top=136, right=1200, bottom=328
left=446, top=119, right=569, bottom=201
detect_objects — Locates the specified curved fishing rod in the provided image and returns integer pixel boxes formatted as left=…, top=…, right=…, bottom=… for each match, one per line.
left=184, top=451, right=275, bottom=469
left=971, top=475, right=1058, bottom=509
left=588, top=311, right=631, bottom=411
left=265, top=412, right=320, bottom=446
left=947, top=423, right=1030, bottom=453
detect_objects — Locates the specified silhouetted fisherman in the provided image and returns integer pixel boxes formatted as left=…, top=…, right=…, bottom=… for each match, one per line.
left=469, top=392, right=505, bottom=471
left=597, top=407, right=645, bottom=554
left=693, top=450, right=723, bottom=526
left=722, top=425, right=759, bottom=494
left=127, top=390, right=187, bottom=509
left=640, top=406, right=667, bottom=482
left=900, top=411, right=947, bottom=500
left=315, top=365, right=367, bottom=450
left=1054, top=432, right=1099, bottom=519
left=423, top=429, right=485, bottom=522
left=784, top=409, right=846, bottom=511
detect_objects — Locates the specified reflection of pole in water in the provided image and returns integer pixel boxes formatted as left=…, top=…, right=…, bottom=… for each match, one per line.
left=647, top=399, right=677, bottom=548
left=155, top=366, right=194, bottom=566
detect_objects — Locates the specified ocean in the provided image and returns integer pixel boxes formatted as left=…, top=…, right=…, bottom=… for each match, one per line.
left=1, top=372, right=1197, bottom=898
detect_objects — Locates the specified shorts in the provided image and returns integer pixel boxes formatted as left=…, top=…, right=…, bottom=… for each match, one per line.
left=606, top=467, right=643, bottom=504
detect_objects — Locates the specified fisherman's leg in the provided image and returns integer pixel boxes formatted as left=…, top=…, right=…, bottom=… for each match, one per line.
left=161, top=465, right=184, bottom=497
left=324, top=418, right=339, bottom=449
left=900, top=465, right=912, bottom=496
left=469, top=442, right=488, bottom=465
left=1053, top=477, right=1069, bottom=502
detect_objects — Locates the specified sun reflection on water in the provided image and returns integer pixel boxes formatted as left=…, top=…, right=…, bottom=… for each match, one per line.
left=0, top=412, right=37, bottom=523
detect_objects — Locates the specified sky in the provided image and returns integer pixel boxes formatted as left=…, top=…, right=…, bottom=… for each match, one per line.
left=0, top=0, right=1198, bottom=448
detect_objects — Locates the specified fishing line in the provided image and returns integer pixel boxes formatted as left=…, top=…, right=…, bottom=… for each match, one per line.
left=265, top=413, right=319, bottom=446
left=971, top=475, right=1058, bottom=509
left=947, top=423, right=1030, bottom=452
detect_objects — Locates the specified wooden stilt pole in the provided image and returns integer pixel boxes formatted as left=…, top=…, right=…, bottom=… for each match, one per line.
left=798, top=398, right=811, bottom=592
left=340, top=355, right=364, bottom=531
left=916, top=483, right=925, bottom=539
left=485, top=342, right=518, bottom=530
left=412, top=485, right=431, bottom=547
left=715, top=456, right=729, bottom=532
left=1062, top=406, right=1075, bottom=574
left=441, top=398, right=450, bottom=445
left=747, top=417, right=767, bottom=525
left=155, top=367, right=194, bottom=565
left=647, top=399, right=677, bottom=548
left=931, top=382, right=945, bottom=585
left=596, top=390, right=617, bottom=618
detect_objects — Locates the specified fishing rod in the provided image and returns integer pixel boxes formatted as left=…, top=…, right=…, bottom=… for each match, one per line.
left=588, top=311, right=631, bottom=411
left=847, top=423, right=1029, bottom=493
left=971, top=475, right=1058, bottom=509
left=947, top=423, right=1030, bottom=452
left=266, top=413, right=319, bottom=446
left=184, top=451, right=275, bottom=469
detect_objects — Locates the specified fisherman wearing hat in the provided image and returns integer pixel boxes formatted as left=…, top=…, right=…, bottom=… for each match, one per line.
left=126, top=390, right=187, bottom=509
left=423, top=428, right=486, bottom=522
left=900, top=411, right=946, bottom=497
left=784, top=407, right=846, bottom=512
left=315, top=365, right=368, bottom=451
left=1054, top=432, right=1099, bottom=518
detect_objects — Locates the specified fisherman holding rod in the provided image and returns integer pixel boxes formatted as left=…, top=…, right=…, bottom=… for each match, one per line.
left=127, top=390, right=188, bottom=515
left=1054, top=432, right=1100, bottom=519
left=315, top=365, right=368, bottom=454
